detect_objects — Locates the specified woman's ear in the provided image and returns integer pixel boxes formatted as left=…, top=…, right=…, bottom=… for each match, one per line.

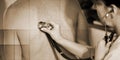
left=106, top=4, right=118, bottom=19
left=109, top=4, right=118, bottom=15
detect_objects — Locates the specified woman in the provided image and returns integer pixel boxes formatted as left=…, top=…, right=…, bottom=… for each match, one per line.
left=92, top=0, right=120, bottom=60
left=40, top=0, right=120, bottom=60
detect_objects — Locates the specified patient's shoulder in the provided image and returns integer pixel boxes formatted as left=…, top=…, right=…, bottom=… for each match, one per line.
left=3, top=1, right=37, bottom=30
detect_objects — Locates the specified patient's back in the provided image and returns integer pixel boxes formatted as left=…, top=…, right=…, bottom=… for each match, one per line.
left=3, top=0, right=80, bottom=60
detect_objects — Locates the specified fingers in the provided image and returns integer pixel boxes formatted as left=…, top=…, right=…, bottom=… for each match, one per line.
left=49, top=21, right=59, bottom=28
left=97, top=40, right=106, bottom=48
left=49, top=21, right=58, bottom=26
left=41, top=27, right=51, bottom=33
left=95, top=40, right=111, bottom=60
left=106, top=42, right=111, bottom=48
left=99, top=40, right=106, bottom=45
left=97, top=40, right=111, bottom=48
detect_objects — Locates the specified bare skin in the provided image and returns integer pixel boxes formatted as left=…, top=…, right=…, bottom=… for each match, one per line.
left=3, top=0, right=89, bottom=60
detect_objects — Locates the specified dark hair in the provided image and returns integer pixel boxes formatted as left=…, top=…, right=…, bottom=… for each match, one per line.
left=78, top=0, right=100, bottom=24
left=102, top=0, right=120, bottom=7
left=78, top=0, right=93, bottom=9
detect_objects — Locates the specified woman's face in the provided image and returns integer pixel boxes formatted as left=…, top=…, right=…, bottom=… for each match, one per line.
left=92, top=1, right=114, bottom=27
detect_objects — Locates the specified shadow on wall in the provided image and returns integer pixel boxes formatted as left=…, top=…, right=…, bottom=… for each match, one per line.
left=0, top=0, right=5, bottom=60
left=64, top=0, right=90, bottom=58
left=0, top=30, right=4, bottom=60
left=0, top=0, right=6, bottom=29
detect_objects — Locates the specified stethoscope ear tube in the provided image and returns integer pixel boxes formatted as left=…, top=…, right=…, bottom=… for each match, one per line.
left=89, top=23, right=116, bottom=44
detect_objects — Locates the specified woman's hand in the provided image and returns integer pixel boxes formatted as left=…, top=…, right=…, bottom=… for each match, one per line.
left=95, top=40, right=111, bottom=60
left=39, top=21, right=62, bottom=42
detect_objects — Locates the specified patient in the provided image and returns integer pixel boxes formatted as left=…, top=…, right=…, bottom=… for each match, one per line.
left=3, top=0, right=89, bottom=60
